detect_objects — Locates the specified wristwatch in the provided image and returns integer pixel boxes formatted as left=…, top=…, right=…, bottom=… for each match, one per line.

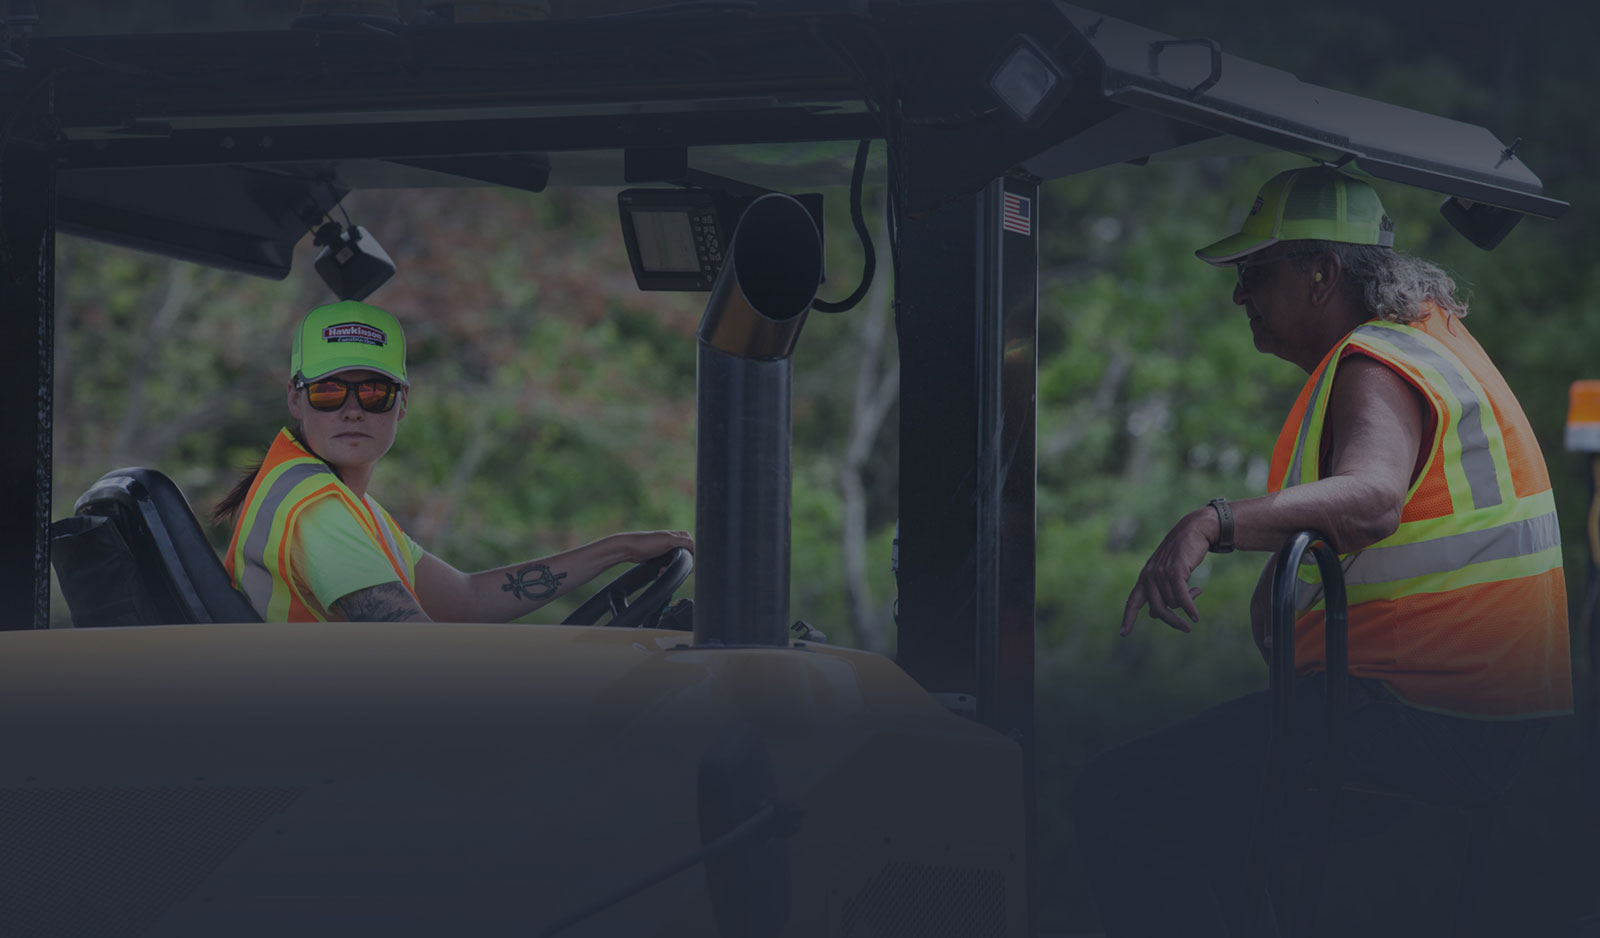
left=1207, top=497, right=1235, bottom=553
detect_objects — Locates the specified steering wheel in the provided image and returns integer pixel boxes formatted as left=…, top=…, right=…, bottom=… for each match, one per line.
left=559, top=547, right=694, bottom=629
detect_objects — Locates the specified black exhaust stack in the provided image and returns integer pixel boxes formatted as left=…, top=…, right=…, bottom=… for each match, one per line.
left=693, top=194, right=822, bottom=647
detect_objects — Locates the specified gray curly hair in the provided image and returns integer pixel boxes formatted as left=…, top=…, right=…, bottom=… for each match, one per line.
left=1290, top=241, right=1467, bottom=323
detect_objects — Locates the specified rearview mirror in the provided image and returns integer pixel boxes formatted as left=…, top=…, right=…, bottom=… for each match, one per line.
left=1440, top=196, right=1523, bottom=251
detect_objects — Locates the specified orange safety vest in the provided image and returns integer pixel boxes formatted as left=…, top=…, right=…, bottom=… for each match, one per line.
left=224, top=428, right=418, bottom=621
left=1269, top=306, right=1571, bottom=718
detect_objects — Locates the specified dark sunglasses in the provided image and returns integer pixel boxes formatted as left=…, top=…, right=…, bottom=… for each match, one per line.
left=295, top=376, right=401, bottom=413
left=1235, top=250, right=1319, bottom=291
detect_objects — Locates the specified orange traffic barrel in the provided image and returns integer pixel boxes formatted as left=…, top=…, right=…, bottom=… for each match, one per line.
left=1566, top=380, right=1600, bottom=452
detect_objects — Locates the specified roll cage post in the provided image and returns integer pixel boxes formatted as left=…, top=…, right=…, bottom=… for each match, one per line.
left=0, top=88, right=54, bottom=635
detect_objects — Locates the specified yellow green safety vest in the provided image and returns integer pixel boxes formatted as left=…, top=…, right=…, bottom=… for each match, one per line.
left=224, top=428, right=417, bottom=621
left=1269, top=309, right=1569, bottom=717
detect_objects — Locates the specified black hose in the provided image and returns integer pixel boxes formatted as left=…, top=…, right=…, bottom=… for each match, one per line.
left=811, top=138, right=876, bottom=314
left=537, top=801, right=801, bottom=937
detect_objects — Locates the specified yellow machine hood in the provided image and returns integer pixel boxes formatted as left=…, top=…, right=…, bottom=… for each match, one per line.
left=2, top=623, right=1027, bottom=937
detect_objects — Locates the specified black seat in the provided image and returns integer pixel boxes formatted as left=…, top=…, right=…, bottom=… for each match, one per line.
left=50, top=467, right=260, bottom=626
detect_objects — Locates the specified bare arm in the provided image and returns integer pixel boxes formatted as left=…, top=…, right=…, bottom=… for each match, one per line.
left=411, top=530, right=693, bottom=623
left=1227, top=357, right=1425, bottom=553
left=1121, top=355, right=1426, bottom=636
left=329, top=581, right=433, bottom=622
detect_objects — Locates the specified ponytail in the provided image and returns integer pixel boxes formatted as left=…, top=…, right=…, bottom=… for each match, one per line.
left=211, top=460, right=265, bottom=528
left=211, top=425, right=332, bottom=528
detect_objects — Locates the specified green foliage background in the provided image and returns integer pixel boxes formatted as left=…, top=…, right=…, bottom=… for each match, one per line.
left=41, top=0, right=1600, bottom=932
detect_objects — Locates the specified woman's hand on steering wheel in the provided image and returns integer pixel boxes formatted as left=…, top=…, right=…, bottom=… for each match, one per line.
left=559, top=541, right=694, bottom=629
left=615, top=530, right=694, bottom=564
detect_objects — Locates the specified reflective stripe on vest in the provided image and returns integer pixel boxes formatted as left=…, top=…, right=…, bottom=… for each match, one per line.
left=1280, top=323, right=1511, bottom=509
left=225, top=429, right=415, bottom=621
left=1269, top=313, right=1569, bottom=717
left=1294, top=503, right=1561, bottom=609
left=367, top=501, right=412, bottom=580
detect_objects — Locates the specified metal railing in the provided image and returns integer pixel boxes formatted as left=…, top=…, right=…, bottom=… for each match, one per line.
left=1238, top=530, right=1348, bottom=938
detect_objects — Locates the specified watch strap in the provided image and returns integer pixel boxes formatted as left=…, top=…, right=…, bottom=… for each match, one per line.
left=1207, top=497, right=1235, bottom=553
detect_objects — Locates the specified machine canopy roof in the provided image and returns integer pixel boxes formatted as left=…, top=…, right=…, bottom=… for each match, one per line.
left=10, top=0, right=1560, bottom=278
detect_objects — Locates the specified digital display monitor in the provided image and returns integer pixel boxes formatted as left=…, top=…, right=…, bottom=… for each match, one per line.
left=618, top=188, right=821, bottom=292
left=633, top=210, right=702, bottom=273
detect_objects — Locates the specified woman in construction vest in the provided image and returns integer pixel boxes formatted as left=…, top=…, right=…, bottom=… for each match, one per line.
left=1073, top=166, right=1571, bottom=937
left=214, top=300, right=692, bottom=623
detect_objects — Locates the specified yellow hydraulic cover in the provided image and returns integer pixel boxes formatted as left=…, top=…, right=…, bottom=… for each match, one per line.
left=1, top=622, right=1027, bottom=937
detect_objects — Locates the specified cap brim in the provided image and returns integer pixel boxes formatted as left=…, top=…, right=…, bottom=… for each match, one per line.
left=300, top=361, right=408, bottom=385
left=1195, top=232, right=1279, bottom=266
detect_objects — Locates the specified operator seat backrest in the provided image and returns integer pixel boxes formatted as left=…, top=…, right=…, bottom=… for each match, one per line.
left=52, top=467, right=261, bottom=626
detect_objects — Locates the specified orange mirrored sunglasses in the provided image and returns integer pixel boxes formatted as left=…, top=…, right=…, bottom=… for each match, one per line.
left=295, top=376, right=400, bottom=413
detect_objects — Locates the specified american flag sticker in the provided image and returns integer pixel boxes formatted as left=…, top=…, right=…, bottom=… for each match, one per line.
left=1002, top=192, right=1032, bottom=236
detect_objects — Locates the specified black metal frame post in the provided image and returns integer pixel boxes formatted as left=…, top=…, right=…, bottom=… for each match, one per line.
left=895, top=171, right=1039, bottom=732
left=0, top=80, right=55, bottom=631
left=973, top=174, right=1039, bottom=748
left=894, top=160, right=1039, bottom=919
left=894, top=170, right=1039, bottom=718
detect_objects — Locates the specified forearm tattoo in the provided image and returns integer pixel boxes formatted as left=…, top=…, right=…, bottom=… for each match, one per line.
left=330, top=581, right=427, bottom=622
left=502, top=564, right=567, bottom=603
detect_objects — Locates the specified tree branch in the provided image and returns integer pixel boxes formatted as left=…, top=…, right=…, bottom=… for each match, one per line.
left=838, top=218, right=897, bottom=653
left=110, top=261, right=193, bottom=464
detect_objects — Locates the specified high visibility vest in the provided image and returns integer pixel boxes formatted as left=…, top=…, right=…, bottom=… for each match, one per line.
left=224, top=428, right=418, bottom=622
left=1270, top=307, right=1571, bottom=718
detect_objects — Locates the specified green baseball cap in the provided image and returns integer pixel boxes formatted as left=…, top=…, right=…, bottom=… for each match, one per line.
left=1196, top=166, right=1395, bottom=266
left=290, top=300, right=409, bottom=385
